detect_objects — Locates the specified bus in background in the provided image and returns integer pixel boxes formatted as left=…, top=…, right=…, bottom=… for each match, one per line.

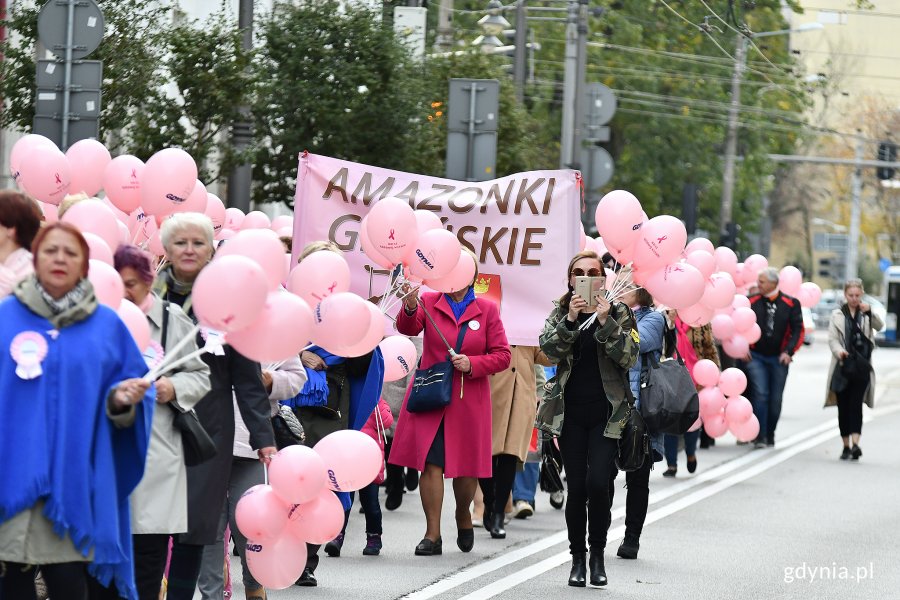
left=882, top=265, right=900, bottom=345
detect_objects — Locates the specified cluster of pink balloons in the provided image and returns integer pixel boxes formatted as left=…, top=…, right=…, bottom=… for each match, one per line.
left=236, top=430, right=382, bottom=589
left=692, top=360, right=760, bottom=442
left=361, top=198, right=474, bottom=293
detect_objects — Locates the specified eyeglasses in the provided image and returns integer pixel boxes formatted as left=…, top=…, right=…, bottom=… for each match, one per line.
left=571, top=268, right=602, bottom=277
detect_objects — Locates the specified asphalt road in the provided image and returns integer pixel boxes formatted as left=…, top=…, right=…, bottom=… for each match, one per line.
left=215, top=332, right=900, bottom=600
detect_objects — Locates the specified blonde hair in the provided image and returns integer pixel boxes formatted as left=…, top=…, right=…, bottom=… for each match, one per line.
left=298, top=240, right=342, bottom=262
left=461, top=245, right=479, bottom=285
left=844, top=278, right=864, bottom=293
left=56, top=192, right=90, bottom=219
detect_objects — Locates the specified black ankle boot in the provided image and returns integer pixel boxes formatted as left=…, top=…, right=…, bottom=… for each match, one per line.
left=589, top=550, right=607, bottom=586
left=617, top=533, right=640, bottom=559
left=488, top=511, right=506, bottom=539
left=568, top=552, right=587, bottom=587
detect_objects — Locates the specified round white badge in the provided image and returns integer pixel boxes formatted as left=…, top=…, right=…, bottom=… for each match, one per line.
left=468, top=320, right=481, bottom=331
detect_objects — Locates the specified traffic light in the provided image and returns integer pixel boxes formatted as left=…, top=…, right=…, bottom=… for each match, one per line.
left=877, top=141, right=897, bottom=180
left=721, top=221, right=741, bottom=250
left=817, top=257, right=834, bottom=279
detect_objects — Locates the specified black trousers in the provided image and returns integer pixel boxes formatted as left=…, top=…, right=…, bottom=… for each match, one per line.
left=837, top=376, right=867, bottom=437
left=479, top=454, right=519, bottom=515
left=88, top=533, right=171, bottom=600
left=165, top=542, right=204, bottom=600
left=1, top=562, right=87, bottom=600
left=608, top=457, right=651, bottom=538
left=559, top=403, right=618, bottom=554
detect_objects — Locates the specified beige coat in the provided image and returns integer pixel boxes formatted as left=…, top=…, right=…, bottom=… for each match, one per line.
left=824, top=307, right=883, bottom=409
left=488, top=345, right=552, bottom=461
left=129, top=297, right=211, bottom=534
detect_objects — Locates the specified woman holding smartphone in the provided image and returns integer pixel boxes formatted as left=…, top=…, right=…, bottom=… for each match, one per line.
left=539, top=250, right=639, bottom=588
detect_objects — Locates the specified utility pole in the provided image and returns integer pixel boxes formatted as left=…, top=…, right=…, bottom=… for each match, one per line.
left=226, top=0, right=254, bottom=212
left=513, top=0, right=526, bottom=103
left=559, top=1, right=578, bottom=168
left=847, top=134, right=864, bottom=281
left=435, top=0, right=454, bottom=52
left=571, top=0, right=588, bottom=170
left=720, top=32, right=747, bottom=241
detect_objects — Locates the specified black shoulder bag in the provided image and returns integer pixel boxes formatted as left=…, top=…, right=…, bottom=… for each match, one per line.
left=639, top=348, right=700, bottom=435
left=161, top=301, right=217, bottom=466
left=406, top=302, right=468, bottom=413
left=840, top=308, right=874, bottom=382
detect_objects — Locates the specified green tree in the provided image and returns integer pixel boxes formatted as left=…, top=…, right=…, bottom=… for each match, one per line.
left=0, top=0, right=168, bottom=152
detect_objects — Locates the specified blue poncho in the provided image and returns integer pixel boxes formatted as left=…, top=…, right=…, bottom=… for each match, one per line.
left=0, top=297, right=154, bottom=600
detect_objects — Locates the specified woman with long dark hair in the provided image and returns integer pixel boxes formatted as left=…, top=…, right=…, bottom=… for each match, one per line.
left=538, top=250, right=638, bottom=588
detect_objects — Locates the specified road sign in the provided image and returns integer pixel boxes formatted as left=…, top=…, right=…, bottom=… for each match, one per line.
left=37, top=0, right=104, bottom=60
left=33, top=115, right=99, bottom=142
left=36, top=59, right=102, bottom=89
left=447, top=79, right=499, bottom=133
left=584, top=83, right=617, bottom=130
left=580, top=146, right=613, bottom=190
left=446, top=79, right=500, bottom=182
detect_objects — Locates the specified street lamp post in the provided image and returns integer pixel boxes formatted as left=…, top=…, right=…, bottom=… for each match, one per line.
left=719, top=22, right=824, bottom=246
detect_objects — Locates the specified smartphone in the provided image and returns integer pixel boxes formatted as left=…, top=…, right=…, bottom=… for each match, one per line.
left=574, top=276, right=605, bottom=307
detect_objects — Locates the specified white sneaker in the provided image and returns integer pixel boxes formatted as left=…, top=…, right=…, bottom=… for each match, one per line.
left=511, top=500, right=534, bottom=519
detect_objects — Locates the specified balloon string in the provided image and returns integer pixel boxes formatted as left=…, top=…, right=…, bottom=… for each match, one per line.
left=147, top=346, right=211, bottom=380
left=264, top=463, right=269, bottom=486
left=143, top=323, right=201, bottom=380
left=382, top=284, right=421, bottom=316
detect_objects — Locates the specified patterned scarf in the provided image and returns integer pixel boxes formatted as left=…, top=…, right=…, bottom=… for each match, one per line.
left=35, top=277, right=90, bottom=315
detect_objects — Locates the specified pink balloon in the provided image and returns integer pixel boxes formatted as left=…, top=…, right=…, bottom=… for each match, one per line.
left=406, top=228, right=461, bottom=280
left=379, top=335, right=418, bottom=382
left=744, top=323, right=762, bottom=344
left=245, top=533, right=307, bottom=590
left=62, top=200, right=120, bottom=252
left=103, top=155, right=144, bottom=213
left=89, top=259, right=124, bottom=308
left=271, top=215, right=294, bottom=231
left=644, top=262, right=705, bottom=309
left=578, top=223, right=587, bottom=251
left=359, top=215, right=393, bottom=269
left=139, top=148, right=198, bottom=218
left=714, top=247, right=738, bottom=277
left=224, top=207, right=245, bottom=230
left=687, top=417, right=702, bottom=432
left=366, top=197, right=418, bottom=265
left=710, top=314, right=735, bottom=341
left=39, top=202, right=58, bottom=223
left=743, top=254, right=769, bottom=278
left=288, top=250, right=351, bottom=306
left=724, top=395, right=753, bottom=425
left=311, top=292, right=372, bottom=355
left=216, top=229, right=287, bottom=291
left=684, top=237, right=715, bottom=256
left=192, top=255, right=269, bottom=331
left=10, top=134, right=56, bottom=182
left=594, top=190, right=644, bottom=255
left=117, top=221, right=130, bottom=244
left=583, top=237, right=599, bottom=255
left=340, top=303, right=386, bottom=358
left=268, top=445, right=327, bottom=505
left=701, top=273, right=737, bottom=309
left=116, top=299, right=150, bottom=351
left=65, top=139, right=110, bottom=196
left=414, top=210, right=443, bottom=234
left=235, top=484, right=290, bottom=542
left=779, top=266, right=803, bottom=297
left=800, top=281, right=822, bottom=307
left=148, top=230, right=165, bottom=257
left=426, top=250, right=477, bottom=294
left=286, top=488, right=344, bottom=545
left=203, top=194, right=226, bottom=233
left=216, top=228, right=236, bottom=241
left=718, top=367, right=748, bottom=397
left=732, top=307, right=757, bottom=332
left=686, top=251, right=715, bottom=279
left=169, top=179, right=207, bottom=215
left=593, top=237, right=607, bottom=256
left=607, top=233, right=637, bottom=265
left=242, top=210, right=272, bottom=230
left=732, top=294, right=751, bottom=309
left=227, top=291, right=314, bottom=362
left=699, top=386, right=726, bottom=418
left=729, top=414, right=760, bottom=442
left=722, top=334, right=750, bottom=359
left=101, top=196, right=129, bottom=225
left=83, top=232, right=113, bottom=265
left=632, top=215, right=687, bottom=273
left=677, top=303, right=714, bottom=327
left=692, top=359, right=721, bottom=388
left=314, top=429, right=382, bottom=492
left=704, top=412, right=729, bottom=438
left=19, top=145, right=71, bottom=205
left=276, top=226, right=293, bottom=238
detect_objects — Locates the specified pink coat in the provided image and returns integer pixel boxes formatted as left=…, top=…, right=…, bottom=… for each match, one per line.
left=389, top=292, right=511, bottom=478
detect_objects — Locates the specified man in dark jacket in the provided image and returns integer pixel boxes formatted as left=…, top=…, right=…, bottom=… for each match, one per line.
left=746, top=267, right=805, bottom=448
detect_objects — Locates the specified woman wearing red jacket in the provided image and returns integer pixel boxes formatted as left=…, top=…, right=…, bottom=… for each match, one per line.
left=389, top=251, right=511, bottom=556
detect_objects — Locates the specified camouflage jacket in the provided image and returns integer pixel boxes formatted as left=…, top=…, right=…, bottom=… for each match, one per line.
left=537, top=301, right=639, bottom=438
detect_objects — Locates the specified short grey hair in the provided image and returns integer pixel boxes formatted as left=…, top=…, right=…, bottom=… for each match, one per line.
left=759, top=267, right=779, bottom=284
left=160, top=212, right=215, bottom=250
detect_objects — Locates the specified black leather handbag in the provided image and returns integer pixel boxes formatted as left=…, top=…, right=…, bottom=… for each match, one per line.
left=616, top=402, right=650, bottom=472
left=406, top=302, right=468, bottom=414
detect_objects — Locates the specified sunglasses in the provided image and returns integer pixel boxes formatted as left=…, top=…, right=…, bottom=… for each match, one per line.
left=571, top=268, right=603, bottom=277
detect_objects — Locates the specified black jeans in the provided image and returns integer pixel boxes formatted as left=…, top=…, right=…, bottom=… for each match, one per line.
left=608, top=457, right=651, bottom=538
left=1, top=562, right=87, bottom=600
left=479, top=453, right=519, bottom=516
left=87, top=533, right=171, bottom=600
left=837, top=376, right=867, bottom=436
left=165, top=542, right=204, bottom=600
left=559, top=402, right=618, bottom=554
